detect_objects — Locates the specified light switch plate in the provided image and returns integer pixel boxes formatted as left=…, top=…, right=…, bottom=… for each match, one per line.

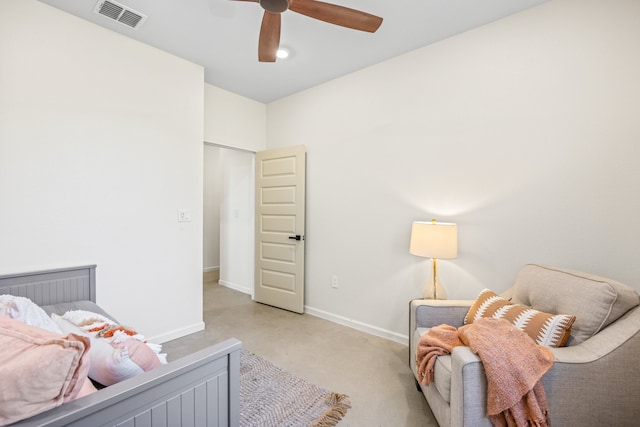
left=178, top=208, right=191, bottom=222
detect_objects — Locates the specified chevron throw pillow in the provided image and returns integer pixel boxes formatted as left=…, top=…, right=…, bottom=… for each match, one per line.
left=464, top=288, right=576, bottom=347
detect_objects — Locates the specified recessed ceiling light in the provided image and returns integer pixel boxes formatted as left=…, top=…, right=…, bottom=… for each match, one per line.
left=276, top=48, right=289, bottom=59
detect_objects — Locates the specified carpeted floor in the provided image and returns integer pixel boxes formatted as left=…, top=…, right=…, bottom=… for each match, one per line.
left=240, top=349, right=351, bottom=427
left=162, top=275, right=438, bottom=426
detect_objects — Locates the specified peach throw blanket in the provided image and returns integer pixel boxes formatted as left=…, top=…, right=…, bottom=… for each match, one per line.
left=416, top=318, right=554, bottom=427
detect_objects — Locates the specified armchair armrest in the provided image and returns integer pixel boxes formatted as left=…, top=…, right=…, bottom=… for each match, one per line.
left=450, top=347, right=492, bottom=427
left=409, top=299, right=473, bottom=372
left=410, top=299, right=473, bottom=331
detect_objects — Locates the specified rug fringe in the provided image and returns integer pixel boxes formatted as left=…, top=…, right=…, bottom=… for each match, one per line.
left=311, top=392, right=352, bottom=427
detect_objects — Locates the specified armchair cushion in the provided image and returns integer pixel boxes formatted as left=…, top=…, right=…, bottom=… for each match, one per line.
left=512, top=264, right=639, bottom=344
left=464, top=289, right=576, bottom=347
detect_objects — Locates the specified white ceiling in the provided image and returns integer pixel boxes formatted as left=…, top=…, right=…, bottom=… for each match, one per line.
left=38, top=0, right=548, bottom=103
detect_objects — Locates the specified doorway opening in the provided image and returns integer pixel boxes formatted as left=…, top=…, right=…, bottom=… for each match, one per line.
left=203, top=143, right=255, bottom=295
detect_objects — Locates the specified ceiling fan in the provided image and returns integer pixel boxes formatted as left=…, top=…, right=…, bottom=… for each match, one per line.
left=234, top=0, right=383, bottom=62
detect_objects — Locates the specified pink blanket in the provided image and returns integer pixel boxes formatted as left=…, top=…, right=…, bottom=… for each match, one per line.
left=416, top=318, right=554, bottom=427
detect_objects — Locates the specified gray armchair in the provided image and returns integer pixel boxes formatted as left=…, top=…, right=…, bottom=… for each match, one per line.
left=409, top=264, right=640, bottom=426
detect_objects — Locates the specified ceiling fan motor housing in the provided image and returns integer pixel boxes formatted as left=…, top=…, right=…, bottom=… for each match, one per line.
left=260, top=0, right=289, bottom=13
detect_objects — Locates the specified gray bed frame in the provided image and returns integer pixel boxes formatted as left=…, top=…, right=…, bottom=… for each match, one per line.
left=0, top=265, right=241, bottom=427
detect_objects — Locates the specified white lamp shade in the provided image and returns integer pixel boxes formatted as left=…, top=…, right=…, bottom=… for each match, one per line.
left=409, top=221, right=458, bottom=259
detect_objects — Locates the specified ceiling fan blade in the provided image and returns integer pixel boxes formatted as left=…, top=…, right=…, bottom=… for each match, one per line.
left=258, top=11, right=281, bottom=62
left=289, top=0, right=382, bottom=33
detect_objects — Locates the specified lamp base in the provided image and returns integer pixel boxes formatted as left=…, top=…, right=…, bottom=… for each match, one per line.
left=422, top=275, right=447, bottom=300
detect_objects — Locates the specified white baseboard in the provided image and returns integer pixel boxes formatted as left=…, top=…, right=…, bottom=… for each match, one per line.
left=218, top=279, right=253, bottom=296
left=149, top=321, right=205, bottom=344
left=304, top=306, right=409, bottom=346
left=215, top=282, right=409, bottom=345
left=203, top=266, right=220, bottom=273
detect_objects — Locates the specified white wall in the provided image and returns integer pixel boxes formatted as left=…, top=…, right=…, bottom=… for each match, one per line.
left=204, top=84, right=266, bottom=152
left=0, top=0, right=205, bottom=342
left=203, top=145, right=221, bottom=272
left=266, top=0, right=640, bottom=342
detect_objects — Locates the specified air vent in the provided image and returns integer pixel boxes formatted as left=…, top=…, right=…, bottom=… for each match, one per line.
left=94, top=0, right=147, bottom=30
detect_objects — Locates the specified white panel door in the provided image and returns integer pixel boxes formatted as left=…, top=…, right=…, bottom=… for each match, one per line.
left=254, top=145, right=306, bottom=313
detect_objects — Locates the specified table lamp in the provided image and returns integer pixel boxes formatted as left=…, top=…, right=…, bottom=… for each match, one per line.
left=409, top=220, right=458, bottom=299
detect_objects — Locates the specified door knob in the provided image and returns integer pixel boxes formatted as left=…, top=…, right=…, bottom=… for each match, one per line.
left=288, top=235, right=302, bottom=241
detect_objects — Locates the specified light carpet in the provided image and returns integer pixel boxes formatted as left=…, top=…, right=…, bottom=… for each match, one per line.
left=240, top=350, right=351, bottom=427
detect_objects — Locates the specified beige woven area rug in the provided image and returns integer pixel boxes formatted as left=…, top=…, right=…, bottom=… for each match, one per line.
left=240, top=350, right=351, bottom=427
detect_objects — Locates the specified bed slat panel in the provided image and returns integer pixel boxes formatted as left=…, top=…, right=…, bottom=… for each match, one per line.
left=151, top=403, right=168, bottom=427
left=116, top=418, right=135, bottom=427
left=194, top=382, right=207, bottom=427
left=134, top=410, right=152, bottom=427
left=166, top=395, right=181, bottom=426
left=0, top=265, right=96, bottom=304
left=181, top=388, right=195, bottom=427
left=213, top=373, right=227, bottom=426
